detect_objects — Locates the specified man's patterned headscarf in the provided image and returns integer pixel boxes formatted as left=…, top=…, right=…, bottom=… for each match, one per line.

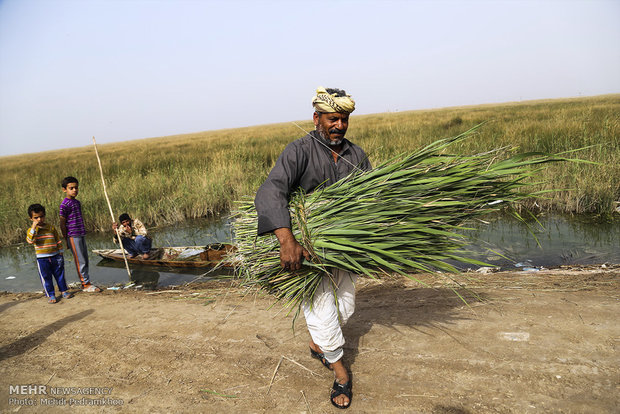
left=312, top=86, right=355, bottom=114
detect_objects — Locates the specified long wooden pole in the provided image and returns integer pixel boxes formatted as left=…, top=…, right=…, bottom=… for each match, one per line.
left=92, top=136, right=132, bottom=278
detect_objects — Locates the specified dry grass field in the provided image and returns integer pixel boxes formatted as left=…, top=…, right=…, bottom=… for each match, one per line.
left=1, top=94, right=618, bottom=246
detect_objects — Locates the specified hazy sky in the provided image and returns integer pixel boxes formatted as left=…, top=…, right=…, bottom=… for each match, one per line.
left=1, top=0, right=618, bottom=157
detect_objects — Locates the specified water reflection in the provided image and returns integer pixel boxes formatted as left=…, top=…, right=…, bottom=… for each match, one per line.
left=458, top=214, right=620, bottom=269
left=130, top=269, right=160, bottom=290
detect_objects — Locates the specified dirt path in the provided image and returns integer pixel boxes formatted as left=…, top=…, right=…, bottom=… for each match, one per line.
left=0, top=268, right=618, bottom=413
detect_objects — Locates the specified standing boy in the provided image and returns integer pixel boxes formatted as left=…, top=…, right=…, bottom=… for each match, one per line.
left=26, top=204, right=72, bottom=303
left=59, top=176, right=100, bottom=292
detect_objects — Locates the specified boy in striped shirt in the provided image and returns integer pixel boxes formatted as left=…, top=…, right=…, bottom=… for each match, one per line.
left=26, top=204, right=72, bottom=303
left=59, top=176, right=100, bottom=292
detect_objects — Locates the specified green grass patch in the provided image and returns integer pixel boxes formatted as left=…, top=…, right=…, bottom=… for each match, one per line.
left=1, top=94, right=618, bottom=247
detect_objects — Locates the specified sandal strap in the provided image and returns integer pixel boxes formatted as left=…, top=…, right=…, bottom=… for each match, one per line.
left=332, top=380, right=352, bottom=395
left=310, top=348, right=332, bottom=370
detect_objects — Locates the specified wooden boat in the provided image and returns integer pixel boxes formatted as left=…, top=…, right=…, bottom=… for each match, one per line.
left=92, top=243, right=236, bottom=268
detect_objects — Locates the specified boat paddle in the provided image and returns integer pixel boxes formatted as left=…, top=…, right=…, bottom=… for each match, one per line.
left=92, top=136, right=132, bottom=278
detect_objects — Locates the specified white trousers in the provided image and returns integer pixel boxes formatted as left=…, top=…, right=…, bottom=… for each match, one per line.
left=303, top=269, right=358, bottom=364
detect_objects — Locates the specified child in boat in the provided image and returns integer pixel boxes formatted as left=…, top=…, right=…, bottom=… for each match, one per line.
left=112, top=213, right=152, bottom=259
left=26, top=204, right=72, bottom=304
left=59, top=176, right=100, bottom=292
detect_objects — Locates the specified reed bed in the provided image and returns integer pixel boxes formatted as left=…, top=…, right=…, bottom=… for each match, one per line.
left=0, top=94, right=618, bottom=247
left=231, top=125, right=592, bottom=312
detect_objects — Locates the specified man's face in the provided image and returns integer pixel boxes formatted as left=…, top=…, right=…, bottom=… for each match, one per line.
left=121, top=219, right=132, bottom=228
left=313, top=112, right=349, bottom=146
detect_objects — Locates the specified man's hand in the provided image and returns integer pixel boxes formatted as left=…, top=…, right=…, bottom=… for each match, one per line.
left=112, top=222, right=118, bottom=230
left=274, top=228, right=311, bottom=270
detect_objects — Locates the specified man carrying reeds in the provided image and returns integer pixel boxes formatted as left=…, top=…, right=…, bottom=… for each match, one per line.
left=255, top=87, right=371, bottom=409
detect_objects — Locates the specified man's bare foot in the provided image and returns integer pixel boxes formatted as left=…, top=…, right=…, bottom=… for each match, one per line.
left=142, top=253, right=150, bottom=260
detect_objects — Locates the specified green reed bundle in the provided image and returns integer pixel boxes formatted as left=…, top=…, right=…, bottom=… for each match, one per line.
left=231, top=126, right=587, bottom=312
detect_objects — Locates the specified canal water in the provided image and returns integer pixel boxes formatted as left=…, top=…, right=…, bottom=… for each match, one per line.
left=0, top=217, right=233, bottom=293
left=455, top=214, right=619, bottom=270
left=1, top=214, right=618, bottom=293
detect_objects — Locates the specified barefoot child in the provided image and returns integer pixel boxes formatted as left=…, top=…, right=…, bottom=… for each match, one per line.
left=59, top=176, right=100, bottom=293
left=26, top=204, right=72, bottom=303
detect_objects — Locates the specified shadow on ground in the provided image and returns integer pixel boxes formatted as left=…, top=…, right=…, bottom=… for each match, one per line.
left=342, top=279, right=485, bottom=367
left=0, top=309, right=94, bottom=361
left=0, top=296, right=39, bottom=314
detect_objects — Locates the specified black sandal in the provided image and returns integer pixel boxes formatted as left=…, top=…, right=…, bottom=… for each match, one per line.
left=331, top=379, right=352, bottom=409
left=310, top=347, right=332, bottom=370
